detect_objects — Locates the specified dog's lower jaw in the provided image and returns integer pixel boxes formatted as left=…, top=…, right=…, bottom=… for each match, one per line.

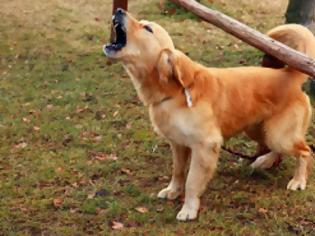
left=176, top=197, right=200, bottom=221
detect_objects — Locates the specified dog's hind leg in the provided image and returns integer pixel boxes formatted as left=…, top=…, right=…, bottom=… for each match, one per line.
left=176, top=139, right=221, bottom=221
left=264, top=99, right=313, bottom=190
left=287, top=144, right=313, bottom=190
left=158, top=142, right=190, bottom=200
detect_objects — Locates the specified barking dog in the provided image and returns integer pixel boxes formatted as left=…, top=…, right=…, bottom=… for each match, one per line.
left=104, top=9, right=315, bottom=221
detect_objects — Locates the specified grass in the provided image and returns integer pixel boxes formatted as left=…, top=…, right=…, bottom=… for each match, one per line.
left=0, top=0, right=314, bottom=235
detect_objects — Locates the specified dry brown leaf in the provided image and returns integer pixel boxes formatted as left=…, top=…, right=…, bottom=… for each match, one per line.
left=94, top=153, right=107, bottom=161
left=53, top=198, right=63, bottom=208
left=69, top=208, right=77, bottom=213
left=55, top=167, right=64, bottom=173
left=111, top=221, right=124, bottom=230
left=22, top=117, right=30, bottom=123
left=113, top=110, right=119, bottom=117
left=108, top=154, right=118, bottom=161
left=75, top=106, right=89, bottom=113
left=33, top=126, right=40, bottom=131
left=87, top=193, right=95, bottom=199
left=46, top=104, right=53, bottom=110
left=93, top=135, right=102, bottom=142
left=135, top=206, right=148, bottom=214
left=258, top=207, right=268, bottom=214
left=90, top=152, right=118, bottom=161
left=71, top=182, right=79, bottom=188
left=121, top=168, right=132, bottom=175
left=14, top=142, right=27, bottom=149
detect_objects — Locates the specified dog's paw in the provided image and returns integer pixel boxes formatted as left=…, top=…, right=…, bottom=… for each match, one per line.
left=176, top=206, right=198, bottom=221
left=287, top=178, right=306, bottom=191
left=250, top=152, right=278, bottom=169
left=157, top=187, right=181, bottom=200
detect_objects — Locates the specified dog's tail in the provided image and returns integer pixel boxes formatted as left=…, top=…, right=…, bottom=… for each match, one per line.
left=262, top=24, right=315, bottom=82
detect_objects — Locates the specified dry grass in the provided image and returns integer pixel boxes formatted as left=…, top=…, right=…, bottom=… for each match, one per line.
left=1, top=0, right=315, bottom=235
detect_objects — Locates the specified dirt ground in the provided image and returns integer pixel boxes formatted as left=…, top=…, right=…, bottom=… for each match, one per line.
left=1, top=0, right=315, bottom=235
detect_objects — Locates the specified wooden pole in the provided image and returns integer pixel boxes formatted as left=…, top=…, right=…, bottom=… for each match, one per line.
left=110, top=0, right=128, bottom=42
left=171, top=0, right=315, bottom=79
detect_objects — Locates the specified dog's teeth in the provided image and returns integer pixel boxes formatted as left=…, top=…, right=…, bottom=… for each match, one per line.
left=112, top=15, right=115, bottom=20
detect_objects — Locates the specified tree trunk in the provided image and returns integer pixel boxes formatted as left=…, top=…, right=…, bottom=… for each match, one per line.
left=110, top=0, right=128, bottom=42
left=286, top=0, right=315, bottom=32
left=286, top=0, right=315, bottom=95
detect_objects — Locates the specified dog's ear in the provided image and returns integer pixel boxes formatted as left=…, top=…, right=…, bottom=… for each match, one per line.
left=156, top=49, right=187, bottom=87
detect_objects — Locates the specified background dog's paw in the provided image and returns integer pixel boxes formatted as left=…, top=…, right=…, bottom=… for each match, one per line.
left=287, top=178, right=306, bottom=191
left=157, top=187, right=181, bottom=200
left=176, top=206, right=198, bottom=221
left=250, top=152, right=278, bottom=169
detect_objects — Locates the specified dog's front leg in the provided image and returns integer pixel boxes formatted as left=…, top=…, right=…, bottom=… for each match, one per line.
left=176, top=141, right=220, bottom=221
left=158, top=142, right=190, bottom=200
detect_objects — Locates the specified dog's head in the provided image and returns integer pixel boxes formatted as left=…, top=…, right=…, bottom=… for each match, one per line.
left=103, top=9, right=174, bottom=64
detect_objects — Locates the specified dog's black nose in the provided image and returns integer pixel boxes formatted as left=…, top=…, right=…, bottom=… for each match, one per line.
left=116, top=8, right=125, bottom=15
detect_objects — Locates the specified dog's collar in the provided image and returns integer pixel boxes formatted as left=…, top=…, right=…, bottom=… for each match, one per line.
left=184, top=88, right=193, bottom=108
left=152, top=96, right=173, bottom=107
left=152, top=87, right=193, bottom=108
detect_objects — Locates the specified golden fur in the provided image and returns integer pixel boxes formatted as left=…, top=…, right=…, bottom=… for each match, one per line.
left=105, top=10, right=315, bottom=221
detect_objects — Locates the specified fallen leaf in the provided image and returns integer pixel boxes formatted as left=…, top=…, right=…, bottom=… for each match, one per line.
left=111, top=221, right=124, bottom=230
left=87, top=193, right=95, bottom=199
left=113, top=110, right=119, bottom=117
left=71, top=182, right=79, bottom=188
left=94, top=152, right=107, bottom=161
left=55, top=167, right=64, bottom=173
left=33, top=126, right=40, bottom=131
left=75, top=106, right=89, bottom=113
left=135, top=206, right=148, bottom=214
left=70, top=208, right=77, bottom=213
left=46, top=104, right=53, bottom=110
left=258, top=207, right=268, bottom=214
left=53, top=198, right=63, bottom=208
left=89, top=151, right=118, bottom=161
left=108, top=154, right=118, bottom=161
left=121, top=168, right=132, bottom=175
left=14, top=142, right=27, bottom=149
left=156, top=205, right=164, bottom=212
left=22, top=117, right=30, bottom=123
left=93, top=135, right=102, bottom=142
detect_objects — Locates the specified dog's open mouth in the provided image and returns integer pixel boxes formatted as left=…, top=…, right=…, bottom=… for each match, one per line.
left=103, top=12, right=126, bottom=56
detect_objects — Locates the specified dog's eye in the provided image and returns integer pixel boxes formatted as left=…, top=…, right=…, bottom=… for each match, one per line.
left=144, top=25, right=153, bottom=33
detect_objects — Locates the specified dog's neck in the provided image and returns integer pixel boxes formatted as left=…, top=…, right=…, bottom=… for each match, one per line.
left=123, top=62, right=182, bottom=106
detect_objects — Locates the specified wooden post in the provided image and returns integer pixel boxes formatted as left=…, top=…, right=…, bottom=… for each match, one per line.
left=110, top=0, right=128, bottom=42
left=171, top=0, right=315, bottom=79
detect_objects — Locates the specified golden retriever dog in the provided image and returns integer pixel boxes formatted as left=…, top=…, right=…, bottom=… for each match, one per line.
left=104, top=9, right=315, bottom=221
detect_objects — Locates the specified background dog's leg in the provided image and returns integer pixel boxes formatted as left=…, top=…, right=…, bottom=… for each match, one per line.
left=264, top=99, right=313, bottom=190
left=245, top=124, right=270, bottom=157
left=176, top=142, right=220, bottom=221
left=251, top=152, right=282, bottom=169
left=287, top=145, right=313, bottom=191
left=158, top=142, right=190, bottom=200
